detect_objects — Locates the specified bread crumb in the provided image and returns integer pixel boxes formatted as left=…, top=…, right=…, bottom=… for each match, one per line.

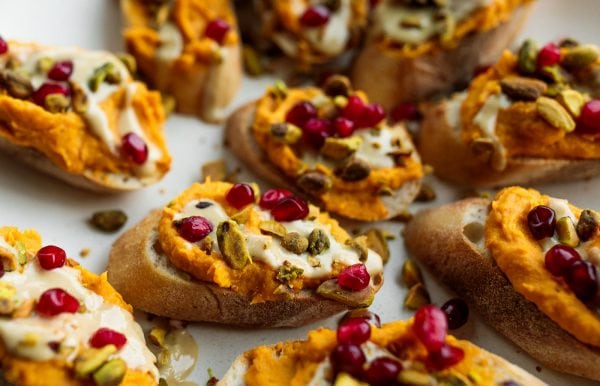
left=79, top=248, right=91, bottom=258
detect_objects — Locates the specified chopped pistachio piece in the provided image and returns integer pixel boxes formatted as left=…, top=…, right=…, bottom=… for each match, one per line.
left=270, top=122, right=302, bottom=144
left=363, top=229, right=389, bottom=264
left=556, top=216, right=580, bottom=247
left=217, top=220, right=251, bottom=270
left=74, top=345, right=117, bottom=378
left=397, top=369, right=436, bottom=385
left=45, top=94, right=70, bottom=113
left=242, top=45, right=263, bottom=76
left=93, top=358, right=127, bottom=386
left=323, top=75, right=352, bottom=97
left=149, top=327, right=167, bottom=348
left=70, top=81, right=88, bottom=114
left=15, top=241, right=27, bottom=265
left=230, top=206, right=252, bottom=225
left=316, top=279, right=375, bottom=307
left=307, top=229, right=330, bottom=255
left=333, top=372, right=369, bottom=386
left=117, top=53, right=137, bottom=75
left=90, top=210, right=127, bottom=232
left=536, top=96, right=576, bottom=132
left=297, top=171, right=332, bottom=196
left=1, top=69, right=33, bottom=99
left=346, top=236, right=369, bottom=262
left=36, top=57, right=54, bottom=73
left=500, top=76, right=548, bottom=101
left=12, top=298, right=35, bottom=319
left=517, top=39, right=538, bottom=75
left=335, top=157, right=371, bottom=182
left=271, top=80, right=288, bottom=98
left=563, top=44, right=600, bottom=69
left=401, top=259, right=423, bottom=288
left=281, top=232, right=309, bottom=254
left=321, top=136, right=363, bottom=160
left=276, top=260, right=304, bottom=283
left=259, top=220, right=287, bottom=238
left=89, top=62, right=121, bottom=92
left=415, top=183, right=436, bottom=202
left=556, top=89, right=585, bottom=117
left=576, top=209, right=598, bottom=241
left=404, top=283, right=431, bottom=310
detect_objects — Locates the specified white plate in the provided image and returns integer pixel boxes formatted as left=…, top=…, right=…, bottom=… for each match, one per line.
left=0, top=1, right=598, bottom=385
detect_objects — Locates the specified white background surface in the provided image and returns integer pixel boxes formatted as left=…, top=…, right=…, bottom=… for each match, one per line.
left=0, top=1, right=598, bottom=385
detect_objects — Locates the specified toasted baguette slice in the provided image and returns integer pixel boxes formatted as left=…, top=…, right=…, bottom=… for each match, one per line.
left=217, top=318, right=547, bottom=386
left=121, top=0, right=242, bottom=123
left=352, top=1, right=533, bottom=109
left=404, top=198, right=600, bottom=381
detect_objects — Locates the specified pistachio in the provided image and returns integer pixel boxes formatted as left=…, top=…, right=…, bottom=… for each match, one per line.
left=415, top=183, right=436, bottom=202
left=198, top=236, right=213, bottom=255
left=117, top=53, right=137, bottom=75
left=12, top=299, right=35, bottom=319
left=323, top=75, right=352, bottom=97
left=297, top=171, right=332, bottom=195
left=544, top=83, right=569, bottom=97
left=276, top=260, right=304, bottom=283
left=333, top=372, right=368, bottom=386
left=439, top=11, right=455, bottom=44
left=556, top=89, right=585, bottom=117
left=401, top=259, right=423, bottom=288
left=0, top=282, right=16, bottom=315
left=363, top=229, right=389, bottom=264
left=346, top=236, right=369, bottom=262
left=562, top=44, right=600, bottom=69
left=316, top=279, right=375, bottom=307
left=36, top=57, right=54, bottom=73
left=467, top=371, right=483, bottom=384
left=242, top=45, right=263, bottom=77
left=44, top=94, right=70, bottom=113
left=540, top=65, right=566, bottom=84
left=20, top=333, right=39, bottom=347
left=259, top=220, right=287, bottom=238
left=335, top=157, right=371, bottom=182
left=396, top=370, right=436, bottom=385
left=152, top=3, right=170, bottom=27
left=500, top=76, right=548, bottom=101
left=401, top=15, right=423, bottom=29
left=70, top=81, right=88, bottom=114
left=270, top=122, right=302, bottom=144
left=89, top=62, right=121, bottom=92
left=149, top=326, right=167, bottom=348
left=230, top=206, right=252, bottom=225
left=404, top=283, right=431, bottom=310
left=15, top=241, right=27, bottom=265
left=217, top=220, right=251, bottom=270
left=321, top=136, right=363, bottom=160
left=307, top=229, right=330, bottom=255
left=536, top=96, right=576, bottom=132
left=90, top=210, right=128, bottom=232
left=281, top=232, right=309, bottom=254
left=201, top=159, right=227, bottom=181
left=308, top=256, right=321, bottom=267
left=158, top=378, right=169, bottom=386
left=576, top=209, right=599, bottom=241
left=161, top=93, right=176, bottom=116
left=559, top=38, right=580, bottom=48
left=517, top=39, right=538, bottom=75
left=74, top=345, right=117, bottom=378
left=93, top=358, right=127, bottom=386
left=333, top=95, right=348, bottom=109
left=435, top=374, right=468, bottom=386
left=0, top=70, right=33, bottom=99
left=271, top=80, right=288, bottom=99
left=5, top=57, right=21, bottom=70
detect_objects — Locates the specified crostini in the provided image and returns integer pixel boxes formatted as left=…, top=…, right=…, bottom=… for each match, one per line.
left=404, top=186, right=600, bottom=380
left=352, top=0, right=534, bottom=110
left=0, top=226, right=158, bottom=386
left=218, top=306, right=547, bottom=385
left=225, top=77, right=424, bottom=221
left=107, top=181, right=384, bottom=327
left=419, top=40, right=600, bottom=188
left=121, top=0, right=242, bottom=122
left=0, top=40, right=171, bottom=193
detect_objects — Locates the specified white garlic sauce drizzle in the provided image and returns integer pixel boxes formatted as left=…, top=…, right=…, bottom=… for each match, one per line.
left=302, top=0, right=352, bottom=56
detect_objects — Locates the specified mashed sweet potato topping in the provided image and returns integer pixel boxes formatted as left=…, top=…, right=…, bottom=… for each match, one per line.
left=486, top=187, right=600, bottom=347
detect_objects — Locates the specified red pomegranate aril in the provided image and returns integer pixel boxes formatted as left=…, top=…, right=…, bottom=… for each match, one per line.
left=441, top=298, right=469, bottom=330
left=176, top=216, right=213, bottom=242
left=303, top=117, right=332, bottom=148
left=342, top=95, right=366, bottom=122
left=340, top=309, right=381, bottom=328
left=338, top=264, right=370, bottom=291
left=578, top=100, right=600, bottom=134
left=271, top=196, right=309, bottom=222
left=545, top=244, right=581, bottom=277
left=259, top=188, right=293, bottom=210
left=205, top=18, right=231, bottom=45
left=334, top=117, right=355, bottom=138
left=89, top=328, right=127, bottom=350
left=329, top=343, right=366, bottom=379
left=0, top=36, right=8, bottom=54
left=537, top=43, right=561, bottom=69
left=226, top=183, right=255, bottom=209
left=337, top=317, right=371, bottom=345
left=121, top=132, right=148, bottom=164
left=390, top=102, right=418, bottom=123
left=300, top=5, right=330, bottom=27
left=37, top=245, right=67, bottom=270
left=285, top=101, right=317, bottom=128
left=48, top=60, right=74, bottom=81
left=365, top=357, right=403, bottom=385
left=31, top=83, right=70, bottom=106
left=36, top=288, right=80, bottom=316
left=565, top=260, right=598, bottom=301
left=413, top=305, right=448, bottom=352
left=527, top=205, right=556, bottom=240
left=356, top=103, right=385, bottom=128
left=426, top=343, right=465, bottom=371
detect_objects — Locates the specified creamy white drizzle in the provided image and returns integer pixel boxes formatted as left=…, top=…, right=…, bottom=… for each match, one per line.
left=157, top=22, right=184, bottom=61
left=0, top=237, right=18, bottom=260
left=303, top=0, right=352, bottom=56
left=173, top=200, right=383, bottom=280
left=473, top=93, right=511, bottom=139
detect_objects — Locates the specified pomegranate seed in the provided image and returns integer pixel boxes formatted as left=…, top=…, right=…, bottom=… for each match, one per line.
left=271, top=196, right=309, bottom=222
left=365, top=357, right=402, bottom=385
left=342, top=95, right=366, bottom=122
left=303, top=118, right=332, bottom=148
left=441, top=298, right=469, bottom=330
left=121, top=132, right=148, bottom=164
left=31, top=83, right=70, bottom=106
left=0, top=36, right=8, bottom=54
left=338, top=264, right=370, bottom=291
left=390, top=102, right=418, bottom=123
left=340, top=309, right=381, bottom=328
left=337, top=318, right=371, bottom=345
left=578, top=100, right=600, bottom=134
left=36, top=288, right=79, bottom=316
left=300, top=5, right=330, bottom=27
left=565, top=260, right=598, bottom=301
left=329, top=343, right=366, bottom=379
left=545, top=245, right=581, bottom=277
left=205, top=18, right=231, bottom=45
left=37, top=245, right=67, bottom=270
left=527, top=205, right=556, bottom=240
left=176, top=216, right=213, bottom=242
left=537, top=43, right=561, bottom=69
left=413, top=305, right=448, bottom=352
left=356, top=103, right=385, bottom=128
left=226, top=183, right=255, bottom=209
left=334, top=117, right=355, bottom=138
left=259, top=188, right=293, bottom=209
left=48, top=60, right=74, bottom=81
left=286, top=101, right=317, bottom=128
left=89, top=328, right=127, bottom=350
left=426, top=343, right=465, bottom=371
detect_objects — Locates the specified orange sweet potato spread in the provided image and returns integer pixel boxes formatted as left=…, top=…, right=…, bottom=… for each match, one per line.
left=252, top=87, right=423, bottom=221
left=486, top=187, right=600, bottom=347
left=461, top=51, right=600, bottom=160
left=242, top=320, right=512, bottom=385
left=0, top=227, right=156, bottom=386
left=158, top=181, right=355, bottom=303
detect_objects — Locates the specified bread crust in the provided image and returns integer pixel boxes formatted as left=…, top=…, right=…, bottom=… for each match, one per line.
left=351, top=3, right=533, bottom=110
left=107, top=210, right=381, bottom=327
left=225, top=102, right=421, bottom=221
left=418, top=99, right=600, bottom=188
left=404, top=198, right=600, bottom=380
